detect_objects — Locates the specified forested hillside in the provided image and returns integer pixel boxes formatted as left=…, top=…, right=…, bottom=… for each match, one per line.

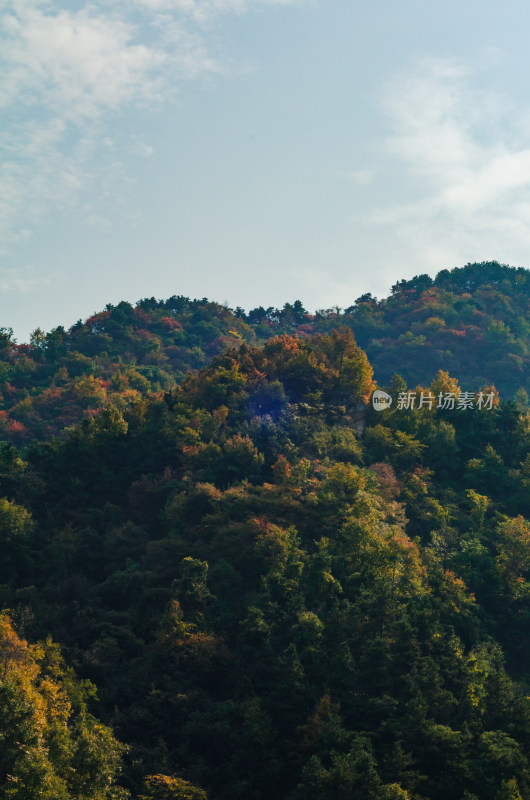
left=1, top=323, right=530, bottom=798
left=1, top=261, right=529, bottom=443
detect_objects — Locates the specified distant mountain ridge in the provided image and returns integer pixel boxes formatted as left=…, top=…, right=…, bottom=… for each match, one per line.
left=1, top=260, right=529, bottom=442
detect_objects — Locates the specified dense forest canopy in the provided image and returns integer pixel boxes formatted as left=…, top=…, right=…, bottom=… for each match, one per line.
left=1, top=261, right=529, bottom=444
left=1, top=262, right=530, bottom=798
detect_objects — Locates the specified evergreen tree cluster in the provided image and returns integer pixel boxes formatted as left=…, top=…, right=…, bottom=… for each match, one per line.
left=0, top=314, right=530, bottom=798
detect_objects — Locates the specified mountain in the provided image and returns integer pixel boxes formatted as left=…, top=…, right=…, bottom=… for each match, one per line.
left=350, top=261, right=530, bottom=401
left=1, top=261, right=529, bottom=444
left=1, top=326, right=530, bottom=798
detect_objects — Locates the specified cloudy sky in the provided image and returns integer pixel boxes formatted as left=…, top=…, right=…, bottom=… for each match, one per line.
left=2, top=0, right=530, bottom=340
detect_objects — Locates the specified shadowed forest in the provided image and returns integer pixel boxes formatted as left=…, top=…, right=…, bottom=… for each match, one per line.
left=1, top=261, right=530, bottom=799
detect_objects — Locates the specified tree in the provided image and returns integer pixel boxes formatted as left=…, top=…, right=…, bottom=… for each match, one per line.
left=139, top=775, right=207, bottom=800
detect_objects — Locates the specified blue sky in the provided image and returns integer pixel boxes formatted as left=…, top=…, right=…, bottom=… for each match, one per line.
left=2, top=0, right=530, bottom=341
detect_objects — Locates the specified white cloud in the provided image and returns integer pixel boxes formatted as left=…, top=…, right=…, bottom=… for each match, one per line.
left=0, top=0, right=305, bottom=246
left=129, top=0, right=308, bottom=22
left=0, top=3, right=170, bottom=119
left=368, top=56, right=530, bottom=275
left=0, top=265, right=55, bottom=293
left=0, top=118, right=86, bottom=247
left=344, top=168, right=374, bottom=185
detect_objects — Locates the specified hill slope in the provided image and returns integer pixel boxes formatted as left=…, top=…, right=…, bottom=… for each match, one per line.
left=1, top=261, right=529, bottom=444
left=1, top=330, right=530, bottom=798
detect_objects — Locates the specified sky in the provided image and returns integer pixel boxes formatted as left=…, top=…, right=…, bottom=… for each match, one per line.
left=2, top=0, right=530, bottom=341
